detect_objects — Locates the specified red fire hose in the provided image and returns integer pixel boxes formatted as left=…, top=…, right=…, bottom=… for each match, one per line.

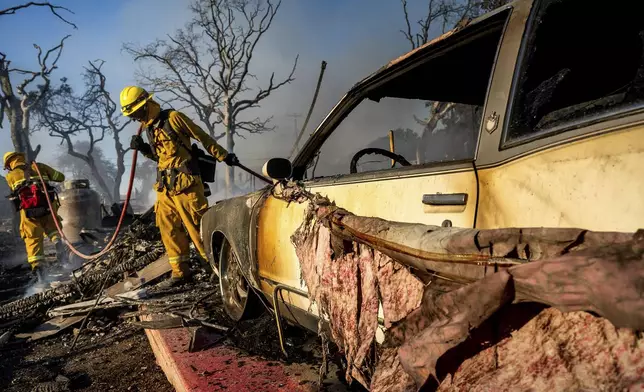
left=32, top=125, right=143, bottom=260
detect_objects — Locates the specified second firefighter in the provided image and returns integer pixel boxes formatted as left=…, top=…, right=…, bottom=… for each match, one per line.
left=120, top=86, right=238, bottom=287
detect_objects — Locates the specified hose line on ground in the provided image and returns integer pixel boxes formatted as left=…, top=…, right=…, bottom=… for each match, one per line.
left=32, top=125, right=143, bottom=261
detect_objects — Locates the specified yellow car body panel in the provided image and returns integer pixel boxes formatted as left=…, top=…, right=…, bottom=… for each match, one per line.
left=257, top=170, right=478, bottom=317
left=478, top=125, right=644, bottom=231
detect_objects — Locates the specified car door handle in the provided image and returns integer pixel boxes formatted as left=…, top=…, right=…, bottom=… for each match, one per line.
left=422, top=193, right=468, bottom=206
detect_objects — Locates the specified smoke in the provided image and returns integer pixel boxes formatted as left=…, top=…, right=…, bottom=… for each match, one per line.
left=217, top=1, right=449, bottom=179
left=21, top=241, right=97, bottom=298
left=0, top=252, right=29, bottom=270
left=4, top=0, right=457, bottom=200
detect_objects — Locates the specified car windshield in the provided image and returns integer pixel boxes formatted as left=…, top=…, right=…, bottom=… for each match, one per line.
left=306, top=98, right=481, bottom=178
left=304, top=10, right=509, bottom=179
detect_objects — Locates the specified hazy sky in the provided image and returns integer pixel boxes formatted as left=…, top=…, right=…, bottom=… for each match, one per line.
left=0, top=0, right=439, bottom=187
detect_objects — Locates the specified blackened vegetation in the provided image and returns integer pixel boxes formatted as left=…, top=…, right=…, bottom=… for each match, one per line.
left=507, top=0, right=644, bottom=142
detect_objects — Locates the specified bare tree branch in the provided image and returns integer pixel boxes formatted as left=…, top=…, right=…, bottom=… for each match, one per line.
left=15, top=35, right=70, bottom=111
left=233, top=54, right=298, bottom=116
left=399, top=0, right=490, bottom=50
left=124, top=37, right=222, bottom=137
left=0, top=2, right=77, bottom=28
left=1, top=34, right=69, bottom=159
left=34, top=76, right=116, bottom=202
left=126, top=0, right=297, bottom=195
left=82, top=59, right=133, bottom=202
left=236, top=116, right=275, bottom=134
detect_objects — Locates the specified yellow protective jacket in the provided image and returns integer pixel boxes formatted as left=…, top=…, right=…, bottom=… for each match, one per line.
left=5, top=156, right=65, bottom=268
left=143, top=108, right=228, bottom=195
left=5, top=157, right=65, bottom=192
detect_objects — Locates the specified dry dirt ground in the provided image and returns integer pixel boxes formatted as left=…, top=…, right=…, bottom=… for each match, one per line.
left=0, top=234, right=173, bottom=392
left=0, top=323, right=172, bottom=392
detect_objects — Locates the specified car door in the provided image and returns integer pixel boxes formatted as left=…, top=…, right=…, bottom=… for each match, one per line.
left=475, top=0, right=644, bottom=232
left=255, top=6, right=516, bottom=321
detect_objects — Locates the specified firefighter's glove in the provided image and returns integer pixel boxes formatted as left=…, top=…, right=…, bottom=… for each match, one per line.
left=130, top=135, right=153, bottom=156
left=223, top=153, right=239, bottom=167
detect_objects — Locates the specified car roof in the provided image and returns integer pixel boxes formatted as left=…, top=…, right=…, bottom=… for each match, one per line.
left=346, top=0, right=520, bottom=99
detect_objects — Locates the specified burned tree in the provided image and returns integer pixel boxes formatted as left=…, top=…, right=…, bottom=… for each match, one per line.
left=0, top=36, right=70, bottom=160
left=0, top=2, right=76, bottom=28
left=0, top=2, right=76, bottom=159
left=124, top=0, right=297, bottom=195
left=35, top=81, right=116, bottom=203
left=35, top=61, right=130, bottom=204
left=83, top=60, right=133, bottom=203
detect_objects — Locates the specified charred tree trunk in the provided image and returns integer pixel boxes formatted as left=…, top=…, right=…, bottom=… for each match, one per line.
left=84, top=155, right=113, bottom=204
left=223, top=99, right=234, bottom=198
left=112, top=135, right=126, bottom=204
left=6, top=99, right=38, bottom=159
left=9, top=110, right=24, bottom=153
left=19, top=106, right=40, bottom=161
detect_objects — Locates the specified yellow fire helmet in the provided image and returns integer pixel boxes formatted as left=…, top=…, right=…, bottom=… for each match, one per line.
left=120, top=86, right=153, bottom=116
left=3, top=151, right=24, bottom=169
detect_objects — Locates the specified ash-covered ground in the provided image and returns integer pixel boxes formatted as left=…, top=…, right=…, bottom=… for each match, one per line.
left=0, top=219, right=358, bottom=392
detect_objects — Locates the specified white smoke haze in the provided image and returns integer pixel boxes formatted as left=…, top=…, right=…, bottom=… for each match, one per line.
left=0, top=0, right=466, bottom=304
left=21, top=241, right=100, bottom=298
left=1, top=0, right=448, bottom=207
left=0, top=251, right=28, bottom=270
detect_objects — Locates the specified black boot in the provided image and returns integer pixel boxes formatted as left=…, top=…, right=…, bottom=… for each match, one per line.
left=54, top=240, right=69, bottom=265
left=156, top=276, right=187, bottom=290
left=32, top=265, right=50, bottom=292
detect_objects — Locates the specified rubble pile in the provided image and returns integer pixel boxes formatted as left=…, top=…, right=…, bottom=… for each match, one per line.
left=0, top=248, right=164, bottom=322
left=280, top=183, right=644, bottom=392
left=0, top=211, right=165, bottom=338
left=0, top=204, right=329, bottom=389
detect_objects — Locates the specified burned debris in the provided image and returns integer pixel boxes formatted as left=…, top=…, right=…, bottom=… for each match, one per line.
left=279, top=182, right=644, bottom=391
left=0, top=204, right=343, bottom=391
left=0, top=212, right=157, bottom=329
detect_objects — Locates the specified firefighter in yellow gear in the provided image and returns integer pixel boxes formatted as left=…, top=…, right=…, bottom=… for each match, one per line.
left=120, top=86, right=238, bottom=287
left=3, top=152, right=66, bottom=278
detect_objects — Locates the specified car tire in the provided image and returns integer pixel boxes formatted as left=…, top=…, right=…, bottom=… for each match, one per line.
left=218, top=238, right=262, bottom=321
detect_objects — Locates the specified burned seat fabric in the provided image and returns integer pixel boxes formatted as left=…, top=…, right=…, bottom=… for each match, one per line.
left=284, top=184, right=644, bottom=391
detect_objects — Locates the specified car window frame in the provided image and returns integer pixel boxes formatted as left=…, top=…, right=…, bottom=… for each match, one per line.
left=290, top=7, right=514, bottom=186
left=499, top=0, right=644, bottom=150
left=303, top=96, right=481, bottom=186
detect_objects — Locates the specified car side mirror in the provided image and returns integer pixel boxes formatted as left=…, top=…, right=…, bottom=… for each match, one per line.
left=262, top=158, right=292, bottom=181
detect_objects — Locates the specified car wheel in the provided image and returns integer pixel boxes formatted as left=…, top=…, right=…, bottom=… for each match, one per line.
left=218, top=239, right=261, bottom=321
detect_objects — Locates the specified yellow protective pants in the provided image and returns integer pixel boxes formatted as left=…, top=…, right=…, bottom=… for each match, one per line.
left=155, top=181, right=209, bottom=278
left=19, top=208, right=61, bottom=269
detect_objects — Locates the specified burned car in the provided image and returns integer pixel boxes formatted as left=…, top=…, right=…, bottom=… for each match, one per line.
left=202, top=0, right=644, bottom=340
